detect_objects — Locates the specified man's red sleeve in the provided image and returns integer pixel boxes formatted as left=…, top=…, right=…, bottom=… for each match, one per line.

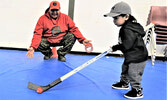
left=30, top=17, right=44, bottom=49
left=66, top=16, right=86, bottom=43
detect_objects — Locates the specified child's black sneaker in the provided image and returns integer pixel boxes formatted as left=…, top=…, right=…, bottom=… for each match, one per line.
left=112, top=81, right=129, bottom=89
left=124, top=88, right=143, bottom=99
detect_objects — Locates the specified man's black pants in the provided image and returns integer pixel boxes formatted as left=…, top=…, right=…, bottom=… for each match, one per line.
left=37, top=33, right=76, bottom=57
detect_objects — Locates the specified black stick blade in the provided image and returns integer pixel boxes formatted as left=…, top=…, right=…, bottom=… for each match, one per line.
left=27, top=78, right=62, bottom=93
left=27, top=82, right=41, bottom=90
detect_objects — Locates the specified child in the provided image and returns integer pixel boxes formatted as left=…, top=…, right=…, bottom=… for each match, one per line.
left=104, top=2, right=148, bottom=99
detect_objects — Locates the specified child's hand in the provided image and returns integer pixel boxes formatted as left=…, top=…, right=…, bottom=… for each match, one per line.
left=26, top=47, right=35, bottom=58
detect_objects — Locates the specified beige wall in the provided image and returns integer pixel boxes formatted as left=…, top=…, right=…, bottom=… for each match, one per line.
left=72, top=0, right=166, bottom=56
left=0, top=0, right=69, bottom=48
left=0, top=0, right=166, bottom=56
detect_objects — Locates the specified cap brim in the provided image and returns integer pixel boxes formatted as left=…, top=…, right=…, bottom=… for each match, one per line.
left=50, top=7, right=60, bottom=10
left=104, top=12, right=120, bottom=17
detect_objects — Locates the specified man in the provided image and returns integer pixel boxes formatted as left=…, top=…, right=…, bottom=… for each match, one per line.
left=26, top=1, right=91, bottom=62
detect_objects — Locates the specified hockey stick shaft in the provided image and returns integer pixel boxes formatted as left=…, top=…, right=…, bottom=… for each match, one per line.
left=48, top=48, right=112, bottom=87
left=60, top=48, right=112, bottom=81
left=46, top=48, right=112, bottom=88
left=28, top=48, right=112, bottom=93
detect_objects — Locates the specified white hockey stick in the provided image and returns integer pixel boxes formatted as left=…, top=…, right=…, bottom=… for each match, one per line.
left=28, top=48, right=113, bottom=93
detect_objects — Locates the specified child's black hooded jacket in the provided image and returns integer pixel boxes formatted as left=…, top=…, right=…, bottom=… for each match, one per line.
left=112, top=21, right=148, bottom=64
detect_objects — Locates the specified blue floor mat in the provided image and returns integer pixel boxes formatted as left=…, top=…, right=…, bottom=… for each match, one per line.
left=0, top=49, right=166, bottom=100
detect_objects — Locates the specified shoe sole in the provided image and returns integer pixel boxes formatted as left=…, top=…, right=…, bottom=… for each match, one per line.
left=112, top=86, right=129, bottom=90
left=124, top=95, right=143, bottom=99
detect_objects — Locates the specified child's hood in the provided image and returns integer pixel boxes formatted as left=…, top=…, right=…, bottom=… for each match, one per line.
left=124, top=22, right=146, bottom=37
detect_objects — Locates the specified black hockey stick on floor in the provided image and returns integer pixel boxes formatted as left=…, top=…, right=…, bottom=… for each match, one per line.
left=27, top=48, right=112, bottom=93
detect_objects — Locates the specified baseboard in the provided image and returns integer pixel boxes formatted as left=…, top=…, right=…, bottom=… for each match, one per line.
left=0, top=47, right=166, bottom=61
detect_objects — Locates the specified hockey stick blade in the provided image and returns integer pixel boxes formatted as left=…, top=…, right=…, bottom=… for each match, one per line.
left=28, top=82, right=41, bottom=90
left=28, top=78, right=62, bottom=93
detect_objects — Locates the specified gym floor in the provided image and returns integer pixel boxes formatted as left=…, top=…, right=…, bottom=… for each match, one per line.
left=0, top=49, right=166, bottom=100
